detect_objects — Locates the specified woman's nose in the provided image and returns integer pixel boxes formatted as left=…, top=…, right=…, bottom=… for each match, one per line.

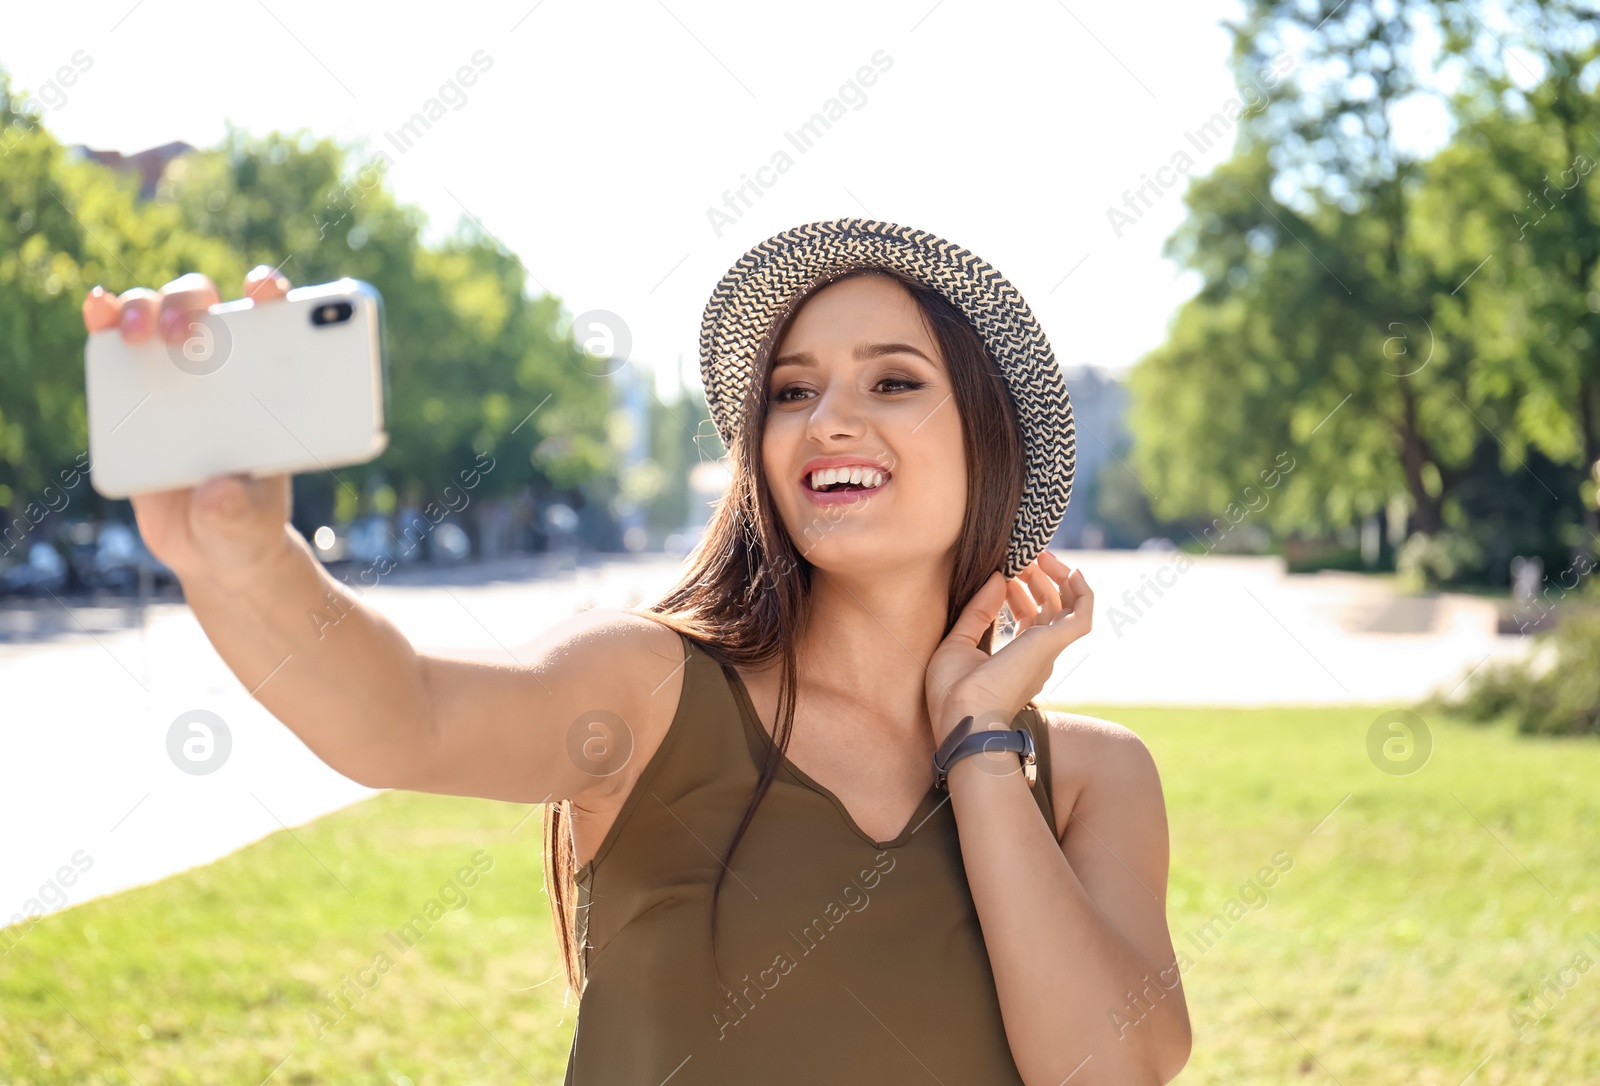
left=803, top=384, right=867, bottom=441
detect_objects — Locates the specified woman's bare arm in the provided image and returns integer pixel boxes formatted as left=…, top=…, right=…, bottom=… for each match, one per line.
left=177, top=524, right=681, bottom=804
left=176, top=525, right=431, bottom=789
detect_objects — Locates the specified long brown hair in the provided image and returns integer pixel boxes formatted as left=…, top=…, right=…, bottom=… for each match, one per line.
left=542, top=264, right=1027, bottom=1002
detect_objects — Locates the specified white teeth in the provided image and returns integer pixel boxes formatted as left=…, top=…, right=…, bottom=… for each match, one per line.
left=809, top=467, right=887, bottom=490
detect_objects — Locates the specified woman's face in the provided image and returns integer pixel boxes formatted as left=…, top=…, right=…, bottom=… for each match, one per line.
left=761, top=273, right=967, bottom=576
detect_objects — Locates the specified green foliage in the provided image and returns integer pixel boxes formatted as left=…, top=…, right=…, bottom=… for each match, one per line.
left=1, top=70, right=234, bottom=510
left=644, top=383, right=707, bottom=541
left=0, top=71, right=620, bottom=532
left=1127, top=1, right=1600, bottom=573
left=1413, top=97, right=1600, bottom=480
left=1128, top=128, right=1483, bottom=540
left=151, top=125, right=616, bottom=508
left=1433, top=656, right=1528, bottom=723
left=1431, top=609, right=1600, bottom=737
left=1395, top=530, right=1486, bottom=590
left=1444, top=438, right=1588, bottom=584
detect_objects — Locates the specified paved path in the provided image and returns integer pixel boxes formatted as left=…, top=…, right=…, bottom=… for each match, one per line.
left=0, top=551, right=1526, bottom=930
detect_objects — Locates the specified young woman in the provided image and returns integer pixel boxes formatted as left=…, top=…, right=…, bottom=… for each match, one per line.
left=81, top=219, right=1190, bottom=1084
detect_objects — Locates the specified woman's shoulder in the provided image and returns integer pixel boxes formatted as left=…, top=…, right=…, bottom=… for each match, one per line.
left=554, top=608, right=692, bottom=674
left=554, top=610, right=700, bottom=808
left=555, top=610, right=695, bottom=713
left=1036, top=707, right=1163, bottom=843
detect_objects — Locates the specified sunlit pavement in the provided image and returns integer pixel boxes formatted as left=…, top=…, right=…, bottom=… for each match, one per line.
left=1, top=549, right=1526, bottom=926
left=1032, top=551, right=1522, bottom=709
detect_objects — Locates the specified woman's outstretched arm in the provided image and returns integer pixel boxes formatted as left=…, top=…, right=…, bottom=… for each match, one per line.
left=84, top=270, right=677, bottom=808
left=177, top=526, right=677, bottom=805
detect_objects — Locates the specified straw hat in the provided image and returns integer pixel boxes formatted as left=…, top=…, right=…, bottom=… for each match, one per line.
left=698, top=218, right=1076, bottom=577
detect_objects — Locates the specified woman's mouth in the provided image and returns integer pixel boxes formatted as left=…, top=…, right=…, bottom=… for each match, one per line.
left=802, top=466, right=891, bottom=506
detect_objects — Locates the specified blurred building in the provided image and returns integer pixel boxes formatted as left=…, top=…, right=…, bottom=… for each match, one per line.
left=1054, top=365, right=1129, bottom=549
left=610, top=357, right=653, bottom=552
left=65, top=140, right=196, bottom=200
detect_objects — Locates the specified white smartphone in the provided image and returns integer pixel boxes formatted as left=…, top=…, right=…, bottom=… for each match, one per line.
left=84, top=277, right=389, bottom=500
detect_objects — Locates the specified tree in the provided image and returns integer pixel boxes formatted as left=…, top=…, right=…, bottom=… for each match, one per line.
left=1, top=76, right=618, bottom=558
left=1428, top=0, right=1600, bottom=553
left=1, top=68, right=235, bottom=537
left=1131, top=1, right=1504, bottom=559
left=156, top=126, right=616, bottom=512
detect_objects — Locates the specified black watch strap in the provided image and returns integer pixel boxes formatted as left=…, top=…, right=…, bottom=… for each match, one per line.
left=932, top=716, right=1037, bottom=791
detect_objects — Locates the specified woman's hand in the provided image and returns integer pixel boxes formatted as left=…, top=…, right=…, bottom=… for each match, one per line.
left=81, top=266, right=298, bottom=591
left=925, top=550, right=1093, bottom=745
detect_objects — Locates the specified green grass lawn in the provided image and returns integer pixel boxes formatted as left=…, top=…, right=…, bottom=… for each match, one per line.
left=3, top=706, right=1597, bottom=1085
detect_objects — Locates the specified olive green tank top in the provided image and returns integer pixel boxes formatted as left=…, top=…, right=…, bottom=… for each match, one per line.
left=563, top=630, right=1056, bottom=1084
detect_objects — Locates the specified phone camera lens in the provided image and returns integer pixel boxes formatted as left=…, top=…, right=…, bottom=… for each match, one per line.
left=312, top=301, right=355, bottom=326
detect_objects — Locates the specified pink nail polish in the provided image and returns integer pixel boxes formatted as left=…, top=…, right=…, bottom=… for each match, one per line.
left=122, top=305, right=148, bottom=337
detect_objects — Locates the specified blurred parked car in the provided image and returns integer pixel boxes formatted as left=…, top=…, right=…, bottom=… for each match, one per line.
left=310, top=516, right=390, bottom=567
left=310, top=515, right=471, bottom=570
left=60, top=520, right=100, bottom=592
left=346, top=515, right=392, bottom=565
left=93, top=522, right=175, bottom=592
left=0, top=541, right=68, bottom=597
left=429, top=521, right=471, bottom=564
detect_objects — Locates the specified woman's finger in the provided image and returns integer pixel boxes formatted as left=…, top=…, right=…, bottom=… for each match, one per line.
left=1005, top=573, right=1038, bottom=626
left=946, top=571, right=1009, bottom=648
left=1021, top=560, right=1062, bottom=616
left=118, top=287, right=161, bottom=344
left=158, top=272, right=222, bottom=346
left=244, top=264, right=293, bottom=302
left=1056, top=569, right=1094, bottom=636
left=83, top=285, right=121, bottom=333
left=1039, top=548, right=1073, bottom=586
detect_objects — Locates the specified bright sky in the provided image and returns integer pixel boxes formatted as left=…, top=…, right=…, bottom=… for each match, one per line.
left=6, top=0, right=1453, bottom=402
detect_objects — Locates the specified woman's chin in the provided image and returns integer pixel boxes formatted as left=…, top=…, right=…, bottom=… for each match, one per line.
left=800, top=543, right=945, bottom=581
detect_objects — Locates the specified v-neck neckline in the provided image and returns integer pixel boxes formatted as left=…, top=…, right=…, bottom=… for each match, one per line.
left=722, top=662, right=946, bottom=851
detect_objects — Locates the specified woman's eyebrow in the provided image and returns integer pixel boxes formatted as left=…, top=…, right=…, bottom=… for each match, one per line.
left=771, top=342, right=935, bottom=372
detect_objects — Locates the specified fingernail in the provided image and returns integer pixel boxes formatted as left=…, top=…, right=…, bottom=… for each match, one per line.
left=160, top=308, right=183, bottom=344
left=122, top=304, right=148, bottom=337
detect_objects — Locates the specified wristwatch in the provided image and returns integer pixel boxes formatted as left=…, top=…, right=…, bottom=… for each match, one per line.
left=932, top=715, right=1037, bottom=791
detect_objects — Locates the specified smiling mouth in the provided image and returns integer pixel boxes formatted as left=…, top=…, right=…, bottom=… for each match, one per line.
left=803, top=468, right=892, bottom=494
left=806, top=479, right=879, bottom=493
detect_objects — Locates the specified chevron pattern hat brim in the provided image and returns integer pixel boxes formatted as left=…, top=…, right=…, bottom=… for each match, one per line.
left=698, top=218, right=1076, bottom=578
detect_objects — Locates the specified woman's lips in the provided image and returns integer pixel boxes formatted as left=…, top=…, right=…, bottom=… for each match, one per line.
left=802, top=474, right=891, bottom=506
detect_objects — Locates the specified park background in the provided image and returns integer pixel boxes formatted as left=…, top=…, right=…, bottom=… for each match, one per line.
left=2, top=0, right=1599, bottom=1082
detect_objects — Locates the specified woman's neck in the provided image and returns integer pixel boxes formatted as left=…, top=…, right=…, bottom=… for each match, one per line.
left=789, top=564, right=953, bottom=736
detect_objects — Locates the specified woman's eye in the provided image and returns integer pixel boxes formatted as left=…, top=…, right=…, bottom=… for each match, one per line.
left=770, top=378, right=924, bottom=402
